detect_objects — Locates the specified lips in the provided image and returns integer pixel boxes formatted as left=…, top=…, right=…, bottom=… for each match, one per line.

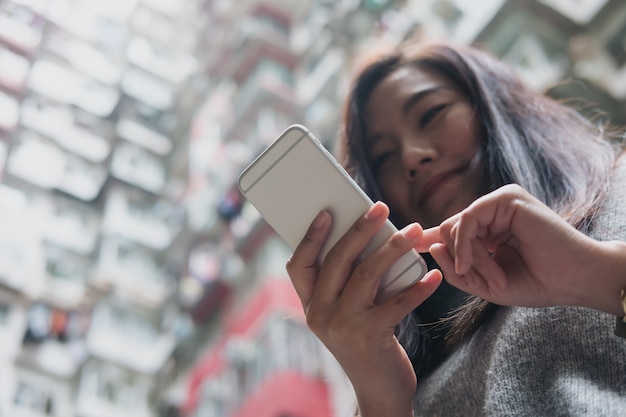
left=417, top=168, right=465, bottom=205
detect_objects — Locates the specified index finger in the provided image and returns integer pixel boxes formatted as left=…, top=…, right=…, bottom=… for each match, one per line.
left=414, top=226, right=443, bottom=252
left=285, top=210, right=332, bottom=309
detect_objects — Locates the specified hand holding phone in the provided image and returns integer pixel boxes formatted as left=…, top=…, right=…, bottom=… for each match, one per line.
left=238, top=125, right=427, bottom=303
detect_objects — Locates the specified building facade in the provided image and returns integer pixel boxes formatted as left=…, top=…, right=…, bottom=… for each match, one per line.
left=0, top=0, right=209, bottom=416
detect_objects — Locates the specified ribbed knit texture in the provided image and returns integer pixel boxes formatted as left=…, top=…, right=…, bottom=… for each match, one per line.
left=413, top=160, right=626, bottom=416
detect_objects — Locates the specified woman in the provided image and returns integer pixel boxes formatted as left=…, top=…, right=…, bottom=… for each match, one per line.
left=286, top=41, right=626, bottom=416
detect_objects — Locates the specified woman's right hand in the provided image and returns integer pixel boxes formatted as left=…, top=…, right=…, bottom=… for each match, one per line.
left=286, top=201, right=443, bottom=417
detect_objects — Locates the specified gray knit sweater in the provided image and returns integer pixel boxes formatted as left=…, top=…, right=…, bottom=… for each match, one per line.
left=413, top=161, right=626, bottom=416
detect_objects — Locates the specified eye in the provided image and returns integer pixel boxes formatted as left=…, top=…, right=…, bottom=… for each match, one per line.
left=419, top=104, right=448, bottom=128
left=370, top=150, right=394, bottom=175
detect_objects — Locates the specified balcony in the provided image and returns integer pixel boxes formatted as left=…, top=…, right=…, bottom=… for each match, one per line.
left=0, top=288, right=27, bottom=361
left=7, top=366, right=75, bottom=417
left=76, top=358, right=153, bottom=417
left=20, top=97, right=112, bottom=163
left=0, top=91, right=19, bottom=132
left=0, top=46, right=30, bottom=92
left=27, top=59, right=121, bottom=118
left=211, top=5, right=298, bottom=82
left=297, top=47, right=343, bottom=105
left=126, top=36, right=198, bottom=86
left=226, top=62, right=297, bottom=143
left=110, top=142, right=166, bottom=194
left=102, top=184, right=180, bottom=251
left=92, top=236, right=173, bottom=309
left=0, top=185, right=46, bottom=297
left=85, top=298, right=176, bottom=374
left=502, top=32, right=569, bottom=91
left=404, top=0, right=507, bottom=45
left=42, top=193, right=100, bottom=255
left=537, top=0, right=609, bottom=25
left=210, top=0, right=310, bottom=24
left=43, top=26, right=123, bottom=86
left=121, top=66, right=175, bottom=111
left=0, top=6, right=44, bottom=53
left=59, top=154, right=108, bottom=201
left=7, top=130, right=108, bottom=201
left=42, top=244, right=92, bottom=310
left=18, top=302, right=91, bottom=379
left=184, top=279, right=328, bottom=416
left=116, top=117, right=173, bottom=156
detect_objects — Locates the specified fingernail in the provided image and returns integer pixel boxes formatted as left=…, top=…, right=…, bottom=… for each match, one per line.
left=366, top=201, right=386, bottom=220
left=312, top=210, right=330, bottom=229
left=402, top=223, right=422, bottom=239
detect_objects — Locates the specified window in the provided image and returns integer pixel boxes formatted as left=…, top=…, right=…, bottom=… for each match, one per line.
left=537, top=0, right=608, bottom=24
left=105, top=303, right=160, bottom=343
left=13, top=381, right=55, bottom=415
left=45, top=244, right=89, bottom=284
left=0, top=303, right=10, bottom=326
left=607, top=25, right=626, bottom=68
left=81, top=361, right=146, bottom=409
left=432, top=0, right=464, bottom=31
left=256, top=13, right=289, bottom=36
left=0, top=46, right=29, bottom=90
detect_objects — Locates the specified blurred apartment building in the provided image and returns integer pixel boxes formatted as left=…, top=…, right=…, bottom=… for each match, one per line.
left=0, top=1, right=624, bottom=417
left=0, top=0, right=211, bottom=416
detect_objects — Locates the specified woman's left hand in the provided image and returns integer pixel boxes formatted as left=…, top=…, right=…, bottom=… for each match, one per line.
left=415, top=184, right=626, bottom=316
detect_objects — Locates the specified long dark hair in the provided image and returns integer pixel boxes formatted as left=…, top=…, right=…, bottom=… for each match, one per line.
left=336, top=41, right=623, bottom=376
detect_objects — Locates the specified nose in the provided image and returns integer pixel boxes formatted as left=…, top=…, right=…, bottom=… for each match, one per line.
left=402, top=143, right=436, bottom=181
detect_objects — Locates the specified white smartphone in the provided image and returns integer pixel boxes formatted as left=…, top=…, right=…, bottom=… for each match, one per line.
left=238, top=124, right=427, bottom=303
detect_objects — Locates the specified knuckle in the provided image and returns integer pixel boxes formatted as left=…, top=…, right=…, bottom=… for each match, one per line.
left=353, top=259, right=377, bottom=282
left=305, top=309, right=324, bottom=333
left=440, top=219, right=454, bottom=236
left=285, top=256, right=296, bottom=274
left=305, top=319, right=321, bottom=335
left=456, top=212, right=474, bottom=234
left=323, top=247, right=342, bottom=267
left=391, top=292, right=412, bottom=312
left=301, top=228, right=319, bottom=245
left=458, top=210, right=474, bottom=223
left=438, top=224, right=455, bottom=247
left=500, top=184, right=529, bottom=204
left=352, top=215, right=369, bottom=234
left=502, top=183, right=524, bottom=194
left=450, top=222, right=459, bottom=240
left=388, top=232, right=408, bottom=251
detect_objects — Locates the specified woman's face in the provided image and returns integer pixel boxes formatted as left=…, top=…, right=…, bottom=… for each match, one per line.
left=363, top=65, right=482, bottom=228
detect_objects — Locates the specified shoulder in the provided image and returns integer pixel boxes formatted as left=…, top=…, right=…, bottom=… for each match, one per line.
left=414, top=306, right=626, bottom=416
left=589, top=151, right=626, bottom=241
left=490, top=306, right=626, bottom=383
left=484, top=306, right=626, bottom=414
left=611, top=149, right=626, bottom=179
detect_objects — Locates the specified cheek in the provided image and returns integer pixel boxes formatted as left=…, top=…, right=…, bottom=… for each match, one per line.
left=378, top=180, right=417, bottom=227
left=377, top=177, right=409, bottom=211
left=445, top=108, right=481, bottom=153
left=378, top=178, right=404, bottom=204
